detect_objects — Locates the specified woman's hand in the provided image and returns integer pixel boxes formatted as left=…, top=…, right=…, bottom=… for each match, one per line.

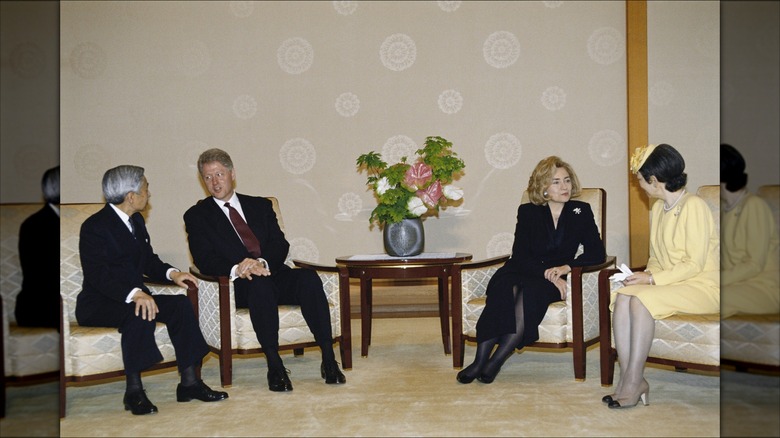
left=544, top=265, right=571, bottom=283
left=554, top=278, right=568, bottom=300
left=623, top=271, right=653, bottom=286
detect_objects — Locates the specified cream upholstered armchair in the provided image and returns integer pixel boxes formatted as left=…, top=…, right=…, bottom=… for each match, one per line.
left=721, top=184, right=780, bottom=373
left=189, top=196, right=351, bottom=388
left=1, top=204, right=59, bottom=418
left=451, top=188, right=615, bottom=381
left=598, top=185, right=721, bottom=386
left=59, top=203, right=198, bottom=418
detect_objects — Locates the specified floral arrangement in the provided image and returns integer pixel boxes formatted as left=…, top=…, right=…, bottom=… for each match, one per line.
left=356, top=136, right=466, bottom=228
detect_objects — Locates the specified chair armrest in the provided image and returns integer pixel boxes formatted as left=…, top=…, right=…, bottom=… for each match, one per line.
left=189, top=267, right=234, bottom=350
left=570, top=255, right=617, bottom=277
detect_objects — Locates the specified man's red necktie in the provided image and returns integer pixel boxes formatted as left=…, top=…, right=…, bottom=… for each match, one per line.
left=224, top=202, right=261, bottom=258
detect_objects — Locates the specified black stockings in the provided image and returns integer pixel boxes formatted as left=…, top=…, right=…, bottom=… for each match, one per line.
left=460, top=285, right=526, bottom=383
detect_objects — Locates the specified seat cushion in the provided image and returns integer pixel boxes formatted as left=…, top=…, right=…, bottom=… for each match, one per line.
left=5, top=324, right=59, bottom=376
left=63, top=322, right=176, bottom=377
left=722, top=314, right=780, bottom=366
left=234, top=302, right=340, bottom=349
left=650, top=314, right=720, bottom=366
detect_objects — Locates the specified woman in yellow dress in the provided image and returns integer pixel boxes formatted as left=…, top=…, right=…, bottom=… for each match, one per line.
left=604, top=143, right=720, bottom=409
left=720, top=143, right=779, bottom=317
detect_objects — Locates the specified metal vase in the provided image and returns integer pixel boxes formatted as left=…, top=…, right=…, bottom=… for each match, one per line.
left=383, top=217, right=424, bottom=257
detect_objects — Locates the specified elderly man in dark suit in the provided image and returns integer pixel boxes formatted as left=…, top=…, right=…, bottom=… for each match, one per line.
left=183, top=148, right=345, bottom=392
left=76, top=165, right=227, bottom=415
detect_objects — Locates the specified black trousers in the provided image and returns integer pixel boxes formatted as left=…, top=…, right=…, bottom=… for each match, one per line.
left=233, top=267, right=333, bottom=351
left=76, top=293, right=209, bottom=374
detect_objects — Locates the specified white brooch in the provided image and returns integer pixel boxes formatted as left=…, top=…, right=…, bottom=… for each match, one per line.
left=573, top=208, right=581, bottom=215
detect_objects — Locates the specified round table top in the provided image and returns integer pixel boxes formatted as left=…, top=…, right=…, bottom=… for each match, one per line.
left=336, top=252, right=472, bottom=267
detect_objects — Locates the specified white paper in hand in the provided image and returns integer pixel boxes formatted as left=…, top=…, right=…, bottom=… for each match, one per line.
left=609, top=263, right=634, bottom=283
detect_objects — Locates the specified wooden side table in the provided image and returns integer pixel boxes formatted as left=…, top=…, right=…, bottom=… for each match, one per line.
left=336, top=253, right=473, bottom=357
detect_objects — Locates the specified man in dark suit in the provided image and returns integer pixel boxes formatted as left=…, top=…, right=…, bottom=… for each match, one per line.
left=15, top=165, right=60, bottom=329
left=183, top=148, right=345, bottom=392
left=76, top=165, right=227, bottom=415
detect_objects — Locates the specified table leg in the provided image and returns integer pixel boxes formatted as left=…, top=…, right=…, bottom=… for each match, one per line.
left=360, top=275, right=372, bottom=357
left=438, top=275, right=451, bottom=355
left=337, top=267, right=353, bottom=369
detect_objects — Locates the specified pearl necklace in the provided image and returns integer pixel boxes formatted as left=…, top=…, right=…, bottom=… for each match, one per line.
left=663, top=189, right=686, bottom=212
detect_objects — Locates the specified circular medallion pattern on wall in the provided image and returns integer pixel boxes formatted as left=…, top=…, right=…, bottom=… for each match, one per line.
left=277, top=37, right=314, bottom=75
left=588, top=130, right=625, bottom=167
left=336, top=192, right=363, bottom=220
left=541, top=86, right=567, bottom=111
left=380, top=34, right=417, bottom=72
left=649, top=81, right=674, bottom=106
left=10, top=42, right=44, bottom=79
left=484, top=132, right=522, bottom=169
left=382, top=135, right=417, bottom=164
left=487, top=232, right=515, bottom=258
left=438, top=89, right=463, bottom=114
left=587, top=27, right=624, bottom=65
left=287, top=237, right=320, bottom=264
left=69, top=42, right=107, bottom=79
left=229, top=1, right=255, bottom=18
left=483, top=31, right=520, bottom=69
left=333, top=1, right=358, bottom=16
left=177, top=40, right=211, bottom=77
left=232, top=94, right=258, bottom=119
left=12, top=144, right=48, bottom=178
left=74, top=144, right=111, bottom=182
left=437, top=1, right=462, bottom=12
left=335, top=92, right=360, bottom=117
left=279, top=138, right=316, bottom=175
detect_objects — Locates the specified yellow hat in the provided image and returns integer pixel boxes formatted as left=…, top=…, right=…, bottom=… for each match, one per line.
left=629, top=144, right=657, bottom=174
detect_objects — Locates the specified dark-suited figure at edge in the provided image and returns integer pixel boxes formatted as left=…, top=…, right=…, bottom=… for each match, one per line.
left=457, top=156, right=606, bottom=384
left=15, top=165, right=60, bottom=329
left=76, top=165, right=228, bottom=415
left=183, top=148, right=345, bottom=392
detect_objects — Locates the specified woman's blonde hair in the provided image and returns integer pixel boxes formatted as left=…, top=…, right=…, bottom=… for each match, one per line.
left=526, top=156, right=581, bottom=205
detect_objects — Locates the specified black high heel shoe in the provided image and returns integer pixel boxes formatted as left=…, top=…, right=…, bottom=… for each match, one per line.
left=477, top=355, right=510, bottom=384
left=456, top=363, right=481, bottom=384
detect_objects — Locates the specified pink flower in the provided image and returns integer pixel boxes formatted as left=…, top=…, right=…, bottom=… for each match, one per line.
left=417, top=180, right=443, bottom=207
left=404, top=162, right=433, bottom=190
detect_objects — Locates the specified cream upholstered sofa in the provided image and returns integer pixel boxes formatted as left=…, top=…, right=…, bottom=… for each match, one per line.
left=0, top=204, right=59, bottom=418
left=721, top=184, right=780, bottom=372
left=451, top=188, right=616, bottom=381
left=60, top=203, right=198, bottom=417
left=598, top=185, right=721, bottom=386
left=190, top=196, right=350, bottom=388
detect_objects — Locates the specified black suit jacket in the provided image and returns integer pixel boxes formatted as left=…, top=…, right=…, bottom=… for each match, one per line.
left=76, top=204, right=174, bottom=321
left=15, top=204, right=60, bottom=328
left=500, top=199, right=606, bottom=276
left=183, top=194, right=291, bottom=277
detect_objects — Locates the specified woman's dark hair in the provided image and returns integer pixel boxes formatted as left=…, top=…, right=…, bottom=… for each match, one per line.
left=720, top=143, right=748, bottom=192
left=637, top=143, right=687, bottom=192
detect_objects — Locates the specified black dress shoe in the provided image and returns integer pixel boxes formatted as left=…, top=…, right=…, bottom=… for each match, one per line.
left=267, top=368, right=293, bottom=392
left=176, top=380, right=229, bottom=402
left=123, top=390, right=158, bottom=415
left=321, top=361, right=346, bottom=384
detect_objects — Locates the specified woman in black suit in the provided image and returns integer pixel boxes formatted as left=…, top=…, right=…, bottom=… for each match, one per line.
left=457, top=156, right=606, bottom=384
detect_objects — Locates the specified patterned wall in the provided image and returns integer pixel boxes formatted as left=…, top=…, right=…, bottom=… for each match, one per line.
left=57, top=1, right=718, bottom=271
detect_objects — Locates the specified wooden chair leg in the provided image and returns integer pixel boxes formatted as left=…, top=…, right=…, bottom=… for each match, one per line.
left=293, top=348, right=304, bottom=357
left=220, top=349, right=232, bottom=387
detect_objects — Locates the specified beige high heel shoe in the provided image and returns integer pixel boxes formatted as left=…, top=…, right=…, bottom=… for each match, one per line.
left=608, top=379, right=649, bottom=409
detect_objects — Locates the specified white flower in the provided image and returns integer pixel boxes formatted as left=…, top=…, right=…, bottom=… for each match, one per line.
left=376, top=177, right=392, bottom=195
left=407, top=196, right=428, bottom=216
left=442, top=184, right=464, bottom=201
left=573, top=207, right=581, bottom=215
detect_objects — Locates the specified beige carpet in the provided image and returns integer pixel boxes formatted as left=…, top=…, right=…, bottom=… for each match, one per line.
left=2, top=317, right=778, bottom=437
